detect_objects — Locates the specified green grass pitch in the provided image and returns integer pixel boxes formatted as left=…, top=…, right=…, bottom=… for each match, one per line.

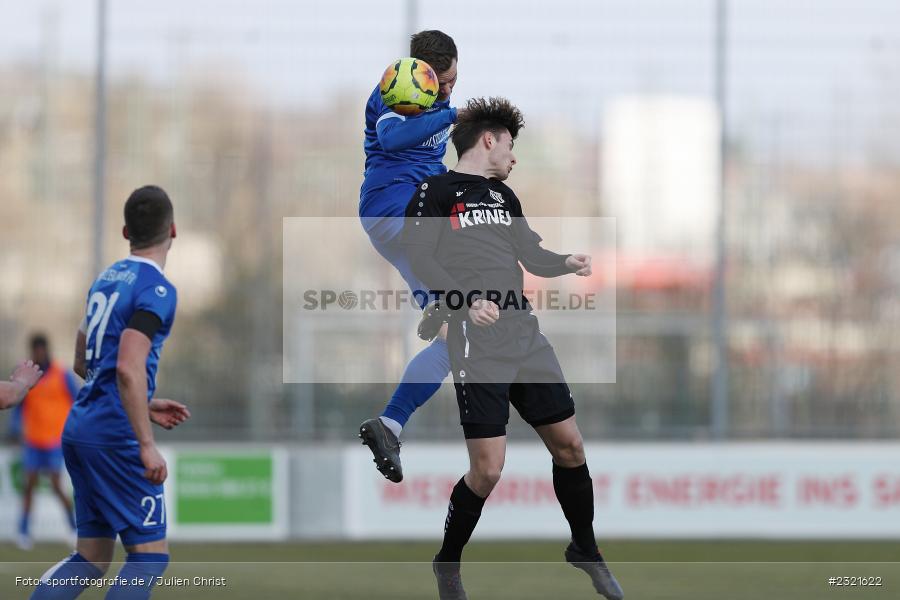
left=1, top=540, right=897, bottom=599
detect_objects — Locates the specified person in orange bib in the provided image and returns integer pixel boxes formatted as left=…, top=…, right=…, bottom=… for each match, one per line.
left=17, top=333, right=78, bottom=550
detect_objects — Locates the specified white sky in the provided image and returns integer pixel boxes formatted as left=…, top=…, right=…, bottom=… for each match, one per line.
left=1, top=0, right=899, bottom=161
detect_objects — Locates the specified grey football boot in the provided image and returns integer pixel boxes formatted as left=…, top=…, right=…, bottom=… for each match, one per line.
left=565, top=541, right=625, bottom=600
left=358, top=418, right=403, bottom=483
left=432, top=556, right=468, bottom=600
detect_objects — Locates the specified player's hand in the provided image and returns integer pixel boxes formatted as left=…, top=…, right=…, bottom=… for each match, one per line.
left=139, top=442, right=168, bottom=485
left=11, top=360, right=43, bottom=389
left=149, top=398, right=191, bottom=430
left=468, top=299, right=500, bottom=327
left=566, top=253, right=592, bottom=276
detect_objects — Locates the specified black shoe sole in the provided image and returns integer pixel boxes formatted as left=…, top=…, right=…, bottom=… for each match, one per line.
left=417, top=302, right=449, bottom=341
left=358, top=423, right=403, bottom=483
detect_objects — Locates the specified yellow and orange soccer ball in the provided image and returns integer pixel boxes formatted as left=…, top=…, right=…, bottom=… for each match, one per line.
left=379, top=57, right=439, bottom=116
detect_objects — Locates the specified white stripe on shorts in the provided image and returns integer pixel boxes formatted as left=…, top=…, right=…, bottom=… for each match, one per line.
left=462, top=321, right=470, bottom=358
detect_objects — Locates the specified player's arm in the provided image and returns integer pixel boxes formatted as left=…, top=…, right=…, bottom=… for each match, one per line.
left=376, top=105, right=457, bottom=153
left=73, top=318, right=87, bottom=379
left=518, top=229, right=591, bottom=277
left=0, top=361, right=43, bottom=409
left=116, top=312, right=167, bottom=484
left=511, top=197, right=590, bottom=277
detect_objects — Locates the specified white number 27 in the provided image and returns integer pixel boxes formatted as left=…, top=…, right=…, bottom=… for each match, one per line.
left=141, top=493, right=166, bottom=526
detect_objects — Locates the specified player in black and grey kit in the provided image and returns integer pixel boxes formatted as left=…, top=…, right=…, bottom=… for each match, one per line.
left=403, top=98, right=624, bottom=600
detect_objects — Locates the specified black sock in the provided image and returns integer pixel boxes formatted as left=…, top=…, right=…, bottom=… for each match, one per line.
left=553, top=462, right=599, bottom=555
left=436, top=477, right=487, bottom=563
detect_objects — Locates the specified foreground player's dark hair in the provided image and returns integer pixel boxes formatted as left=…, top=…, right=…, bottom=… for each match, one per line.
left=452, top=97, right=525, bottom=158
left=410, top=30, right=457, bottom=73
left=124, top=185, right=173, bottom=249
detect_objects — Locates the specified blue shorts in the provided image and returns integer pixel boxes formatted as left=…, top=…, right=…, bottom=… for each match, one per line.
left=63, top=442, right=166, bottom=545
left=360, top=182, right=429, bottom=309
left=23, top=444, right=64, bottom=473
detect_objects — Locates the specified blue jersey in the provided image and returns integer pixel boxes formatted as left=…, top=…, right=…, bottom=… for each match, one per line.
left=360, top=85, right=457, bottom=217
left=63, top=256, right=177, bottom=448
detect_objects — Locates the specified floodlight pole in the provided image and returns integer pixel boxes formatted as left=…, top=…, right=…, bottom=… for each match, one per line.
left=92, top=0, right=107, bottom=277
left=405, top=0, right=418, bottom=39
left=711, top=0, right=730, bottom=439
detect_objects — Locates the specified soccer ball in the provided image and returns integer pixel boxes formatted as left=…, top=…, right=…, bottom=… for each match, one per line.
left=379, top=57, right=439, bottom=116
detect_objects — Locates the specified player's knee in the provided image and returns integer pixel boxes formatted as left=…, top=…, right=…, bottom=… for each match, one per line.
left=81, top=555, right=111, bottom=575
left=551, top=435, right=585, bottom=467
left=77, top=538, right=116, bottom=573
left=470, top=462, right=504, bottom=494
left=77, top=553, right=113, bottom=575
left=483, top=465, right=503, bottom=488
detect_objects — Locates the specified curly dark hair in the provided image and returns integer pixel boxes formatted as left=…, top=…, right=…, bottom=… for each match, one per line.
left=451, top=97, right=525, bottom=158
left=410, top=30, right=457, bottom=73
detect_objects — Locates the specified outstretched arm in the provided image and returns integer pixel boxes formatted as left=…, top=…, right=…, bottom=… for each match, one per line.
left=0, top=361, right=43, bottom=409
left=520, top=241, right=592, bottom=278
left=515, top=218, right=575, bottom=277
left=376, top=105, right=457, bottom=153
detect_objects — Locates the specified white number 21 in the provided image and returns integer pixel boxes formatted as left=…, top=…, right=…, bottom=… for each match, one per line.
left=85, top=291, right=120, bottom=361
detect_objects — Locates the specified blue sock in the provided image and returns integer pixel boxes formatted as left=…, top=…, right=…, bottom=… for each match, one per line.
left=30, top=552, right=103, bottom=600
left=19, top=511, right=30, bottom=537
left=105, top=553, right=169, bottom=600
left=382, top=338, right=450, bottom=427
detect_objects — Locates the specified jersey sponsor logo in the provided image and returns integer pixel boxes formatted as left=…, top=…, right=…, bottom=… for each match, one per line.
left=449, top=202, right=512, bottom=230
left=421, top=126, right=452, bottom=149
left=456, top=190, right=465, bottom=197
left=489, top=189, right=504, bottom=204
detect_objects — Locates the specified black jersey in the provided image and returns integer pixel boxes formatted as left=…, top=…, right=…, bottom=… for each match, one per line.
left=402, top=170, right=573, bottom=316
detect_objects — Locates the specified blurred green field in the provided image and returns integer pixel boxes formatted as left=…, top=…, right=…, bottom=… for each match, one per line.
left=1, top=540, right=897, bottom=599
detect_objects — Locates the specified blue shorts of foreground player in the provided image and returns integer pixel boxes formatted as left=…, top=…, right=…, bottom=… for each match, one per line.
left=63, top=442, right=166, bottom=545
left=23, top=444, right=64, bottom=473
left=360, top=182, right=433, bottom=309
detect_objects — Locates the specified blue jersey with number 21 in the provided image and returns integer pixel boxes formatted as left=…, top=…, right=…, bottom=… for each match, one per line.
left=63, top=256, right=177, bottom=448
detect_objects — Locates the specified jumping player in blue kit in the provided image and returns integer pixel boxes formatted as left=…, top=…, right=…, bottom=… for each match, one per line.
left=358, top=30, right=459, bottom=482
left=31, top=186, right=191, bottom=600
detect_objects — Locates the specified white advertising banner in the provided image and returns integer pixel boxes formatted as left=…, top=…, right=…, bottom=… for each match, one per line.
left=343, top=442, right=900, bottom=539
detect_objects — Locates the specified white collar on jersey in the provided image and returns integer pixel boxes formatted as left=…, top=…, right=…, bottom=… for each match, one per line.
left=126, top=254, right=164, bottom=275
